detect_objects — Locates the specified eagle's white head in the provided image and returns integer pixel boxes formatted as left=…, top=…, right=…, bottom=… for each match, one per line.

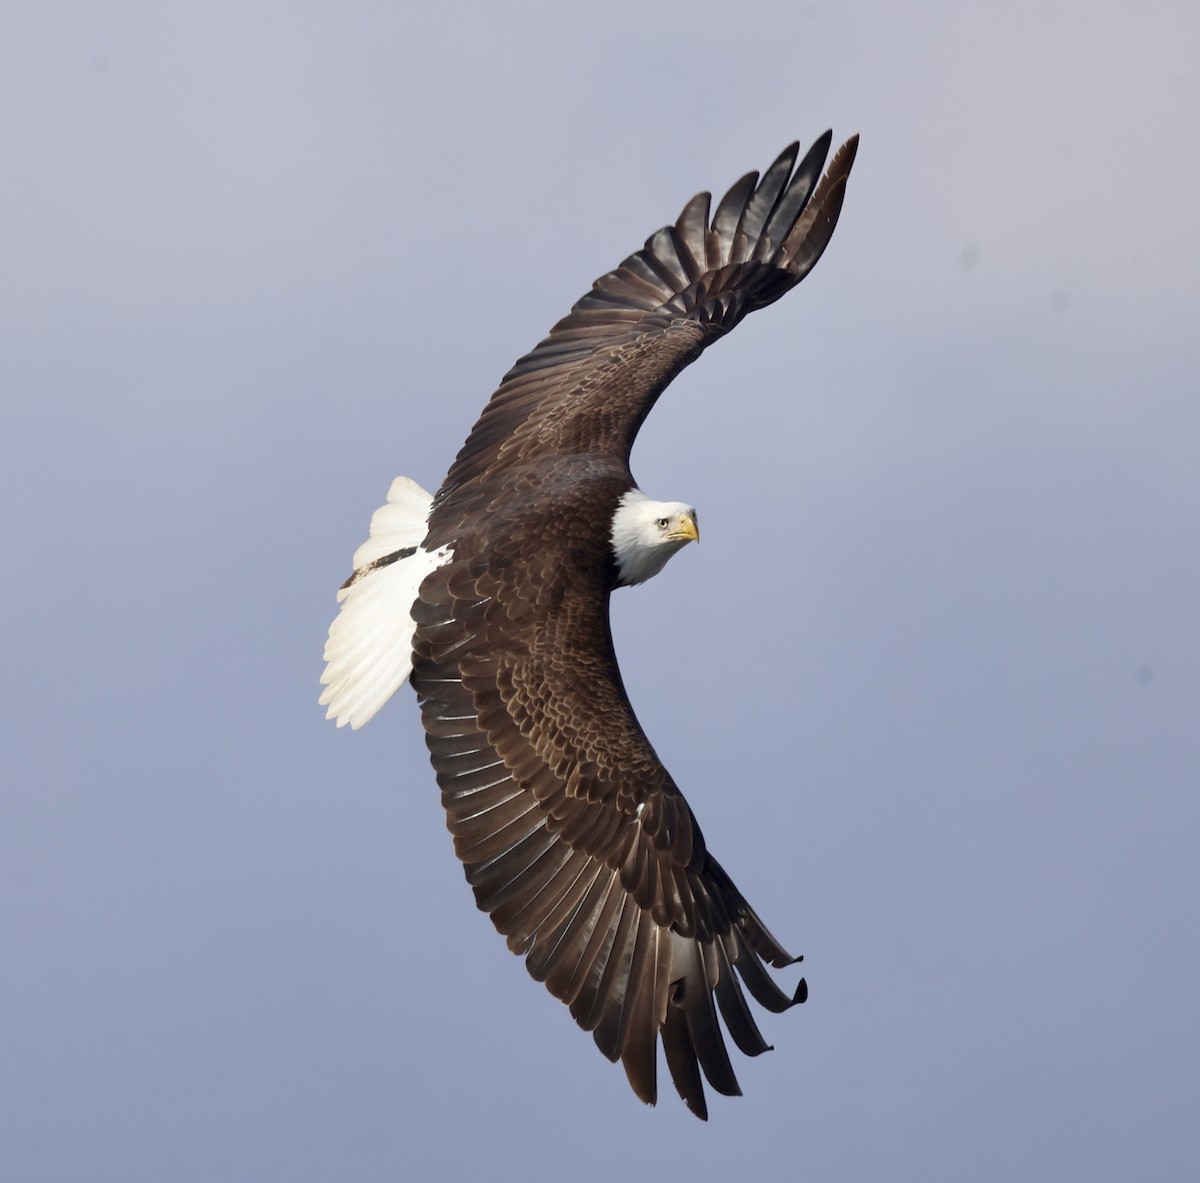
left=610, top=489, right=700, bottom=587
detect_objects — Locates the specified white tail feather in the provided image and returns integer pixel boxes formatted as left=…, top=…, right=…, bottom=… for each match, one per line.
left=319, top=477, right=448, bottom=729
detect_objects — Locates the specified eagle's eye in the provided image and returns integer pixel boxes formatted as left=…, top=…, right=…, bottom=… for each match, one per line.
left=655, top=517, right=669, bottom=530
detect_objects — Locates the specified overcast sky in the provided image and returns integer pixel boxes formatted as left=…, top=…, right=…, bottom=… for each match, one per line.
left=3, top=3, right=1198, bottom=1180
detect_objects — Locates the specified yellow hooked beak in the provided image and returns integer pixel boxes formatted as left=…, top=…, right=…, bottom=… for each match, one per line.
left=666, top=512, right=700, bottom=544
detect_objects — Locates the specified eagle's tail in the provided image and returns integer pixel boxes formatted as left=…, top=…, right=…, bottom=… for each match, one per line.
left=320, top=476, right=449, bottom=729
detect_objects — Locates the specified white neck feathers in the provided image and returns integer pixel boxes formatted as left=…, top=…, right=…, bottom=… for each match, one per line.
left=610, top=489, right=694, bottom=587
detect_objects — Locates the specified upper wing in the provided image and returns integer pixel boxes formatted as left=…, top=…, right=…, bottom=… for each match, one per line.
left=436, top=132, right=859, bottom=500
left=410, top=544, right=807, bottom=1119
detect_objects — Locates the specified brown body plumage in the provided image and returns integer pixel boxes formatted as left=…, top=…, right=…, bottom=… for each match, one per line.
left=324, top=132, right=858, bottom=1118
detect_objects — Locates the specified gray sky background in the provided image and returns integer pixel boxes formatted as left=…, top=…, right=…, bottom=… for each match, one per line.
left=3, top=3, right=1198, bottom=1179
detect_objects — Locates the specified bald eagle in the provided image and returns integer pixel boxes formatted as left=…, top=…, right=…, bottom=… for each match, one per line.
left=320, top=131, right=858, bottom=1119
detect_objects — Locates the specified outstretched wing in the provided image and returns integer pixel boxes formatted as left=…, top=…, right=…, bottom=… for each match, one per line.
left=437, top=132, right=859, bottom=501
left=411, top=534, right=806, bottom=1119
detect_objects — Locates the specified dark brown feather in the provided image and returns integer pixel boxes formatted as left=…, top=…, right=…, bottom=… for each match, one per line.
left=408, top=134, right=858, bottom=1118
